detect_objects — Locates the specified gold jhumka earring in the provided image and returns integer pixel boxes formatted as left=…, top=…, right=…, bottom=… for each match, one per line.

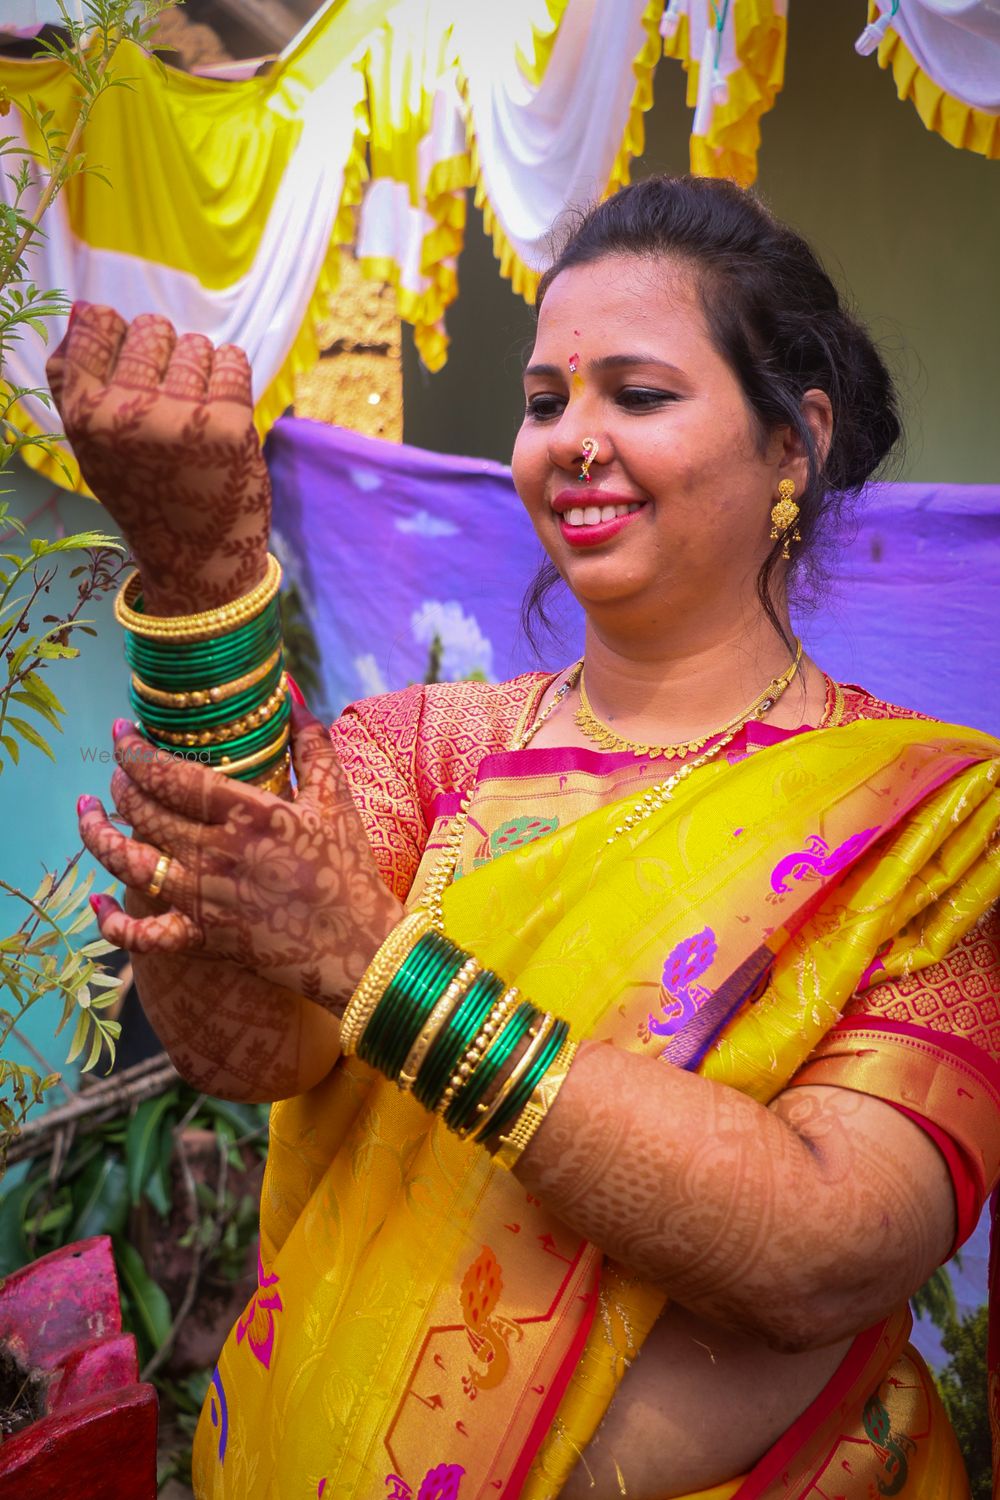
left=770, top=478, right=801, bottom=559
left=578, top=438, right=599, bottom=482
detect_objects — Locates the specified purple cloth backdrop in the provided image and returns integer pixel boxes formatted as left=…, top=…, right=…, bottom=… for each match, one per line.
left=267, top=416, right=1000, bottom=734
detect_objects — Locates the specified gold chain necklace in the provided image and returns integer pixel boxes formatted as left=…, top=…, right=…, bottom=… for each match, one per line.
left=417, top=646, right=802, bottom=926
left=575, top=640, right=803, bottom=759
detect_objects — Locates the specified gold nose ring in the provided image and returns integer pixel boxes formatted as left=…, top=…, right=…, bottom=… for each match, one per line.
left=578, top=438, right=599, bottom=483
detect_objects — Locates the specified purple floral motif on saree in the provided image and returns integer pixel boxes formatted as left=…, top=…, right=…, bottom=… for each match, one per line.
left=649, top=927, right=718, bottom=1048
left=770, top=828, right=880, bottom=895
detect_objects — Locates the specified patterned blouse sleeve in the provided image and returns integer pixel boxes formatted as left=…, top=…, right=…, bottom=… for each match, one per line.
left=790, top=903, right=1000, bottom=1249
left=328, top=685, right=429, bottom=904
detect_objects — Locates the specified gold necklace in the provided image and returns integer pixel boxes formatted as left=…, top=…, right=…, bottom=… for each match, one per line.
left=417, top=662, right=583, bottom=931
left=574, top=640, right=804, bottom=759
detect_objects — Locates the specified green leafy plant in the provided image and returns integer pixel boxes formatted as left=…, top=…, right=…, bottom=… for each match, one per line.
left=0, top=0, right=180, bottom=1170
left=938, top=1304, right=991, bottom=1500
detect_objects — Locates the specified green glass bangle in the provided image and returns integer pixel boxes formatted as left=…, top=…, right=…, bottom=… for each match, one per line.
left=382, top=947, right=467, bottom=1081
left=123, top=608, right=281, bottom=670
left=142, top=698, right=291, bottom=764
left=444, top=1002, right=537, bottom=1136
left=359, top=933, right=447, bottom=1074
left=124, top=620, right=282, bottom=681
left=414, top=970, right=504, bottom=1112
left=368, top=936, right=459, bottom=1077
left=478, top=1018, right=569, bottom=1145
left=123, top=597, right=281, bottom=658
left=130, top=661, right=284, bottom=728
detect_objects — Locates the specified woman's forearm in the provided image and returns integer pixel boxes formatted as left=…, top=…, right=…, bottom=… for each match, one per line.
left=126, top=889, right=342, bottom=1101
left=515, top=1040, right=954, bottom=1352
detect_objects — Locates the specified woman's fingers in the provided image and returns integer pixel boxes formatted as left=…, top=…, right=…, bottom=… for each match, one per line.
left=89, top=891, right=203, bottom=954
left=112, top=721, right=258, bottom=826
left=162, top=332, right=214, bottom=400
left=109, top=765, right=222, bottom=865
left=78, top=794, right=194, bottom=907
left=289, top=699, right=352, bottom=811
left=208, top=343, right=253, bottom=406
left=112, top=312, right=176, bottom=389
left=46, top=302, right=127, bottom=409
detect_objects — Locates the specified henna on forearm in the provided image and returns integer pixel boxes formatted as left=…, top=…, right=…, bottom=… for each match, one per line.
left=126, top=889, right=341, bottom=1103
left=516, top=1041, right=954, bottom=1352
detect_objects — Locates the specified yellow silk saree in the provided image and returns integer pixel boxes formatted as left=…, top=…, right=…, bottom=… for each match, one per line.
left=192, top=678, right=1000, bottom=1500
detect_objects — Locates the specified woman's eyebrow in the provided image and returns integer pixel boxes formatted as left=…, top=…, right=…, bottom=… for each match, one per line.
left=523, top=354, right=687, bottom=379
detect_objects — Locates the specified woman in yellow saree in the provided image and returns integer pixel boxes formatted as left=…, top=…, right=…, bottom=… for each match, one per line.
left=65, top=176, right=1000, bottom=1499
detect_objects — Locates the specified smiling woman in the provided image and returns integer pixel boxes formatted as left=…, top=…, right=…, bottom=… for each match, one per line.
left=58, top=176, right=1000, bottom=1500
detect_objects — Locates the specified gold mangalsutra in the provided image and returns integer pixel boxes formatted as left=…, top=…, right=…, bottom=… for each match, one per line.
left=575, top=640, right=803, bottom=760
left=131, top=645, right=284, bottom=708
left=114, top=553, right=282, bottom=642
left=416, top=662, right=583, bottom=933
left=770, top=478, right=801, bottom=560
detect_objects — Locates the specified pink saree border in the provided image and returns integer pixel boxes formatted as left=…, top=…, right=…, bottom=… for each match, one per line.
left=828, top=1016, right=1000, bottom=1098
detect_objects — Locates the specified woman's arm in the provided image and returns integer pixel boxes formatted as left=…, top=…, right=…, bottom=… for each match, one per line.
left=515, top=1041, right=955, bottom=1353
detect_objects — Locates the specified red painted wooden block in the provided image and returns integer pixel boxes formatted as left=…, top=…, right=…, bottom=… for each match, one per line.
left=0, top=1236, right=158, bottom=1499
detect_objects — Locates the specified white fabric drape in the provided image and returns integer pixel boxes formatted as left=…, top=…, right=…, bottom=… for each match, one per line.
left=862, top=0, right=1000, bottom=110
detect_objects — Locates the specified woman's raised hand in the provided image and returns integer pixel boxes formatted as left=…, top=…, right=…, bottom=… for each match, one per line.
left=46, top=303, right=271, bottom=615
left=78, top=700, right=404, bottom=1014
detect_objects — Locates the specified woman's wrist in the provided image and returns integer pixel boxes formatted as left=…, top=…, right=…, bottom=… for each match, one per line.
left=340, top=913, right=577, bottom=1168
left=134, top=547, right=270, bottom=618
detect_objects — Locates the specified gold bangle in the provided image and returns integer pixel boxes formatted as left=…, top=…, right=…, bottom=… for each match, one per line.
left=340, top=911, right=433, bottom=1055
left=493, top=1037, right=578, bottom=1172
left=114, top=553, right=282, bottom=642
left=213, top=725, right=291, bottom=777
left=145, top=676, right=288, bottom=746
left=463, top=1012, right=558, bottom=1142
left=250, top=749, right=292, bottom=797
left=435, top=986, right=522, bottom=1117
left=131, top=645, right=284, bottom=708
left=399, top=957, right=481, bottom=1090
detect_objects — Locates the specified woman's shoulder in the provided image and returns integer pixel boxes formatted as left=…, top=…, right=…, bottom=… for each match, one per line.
left=332, top=671, right=552, bottom=790
left=834, top=682, right=934, bottom=726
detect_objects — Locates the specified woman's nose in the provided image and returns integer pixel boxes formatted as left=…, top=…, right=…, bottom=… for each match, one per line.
left=547, top=420, right=605, bottom=480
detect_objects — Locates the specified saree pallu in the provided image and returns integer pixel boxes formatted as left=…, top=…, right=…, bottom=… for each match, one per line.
left=192, top=711, right=1000, bottom=1500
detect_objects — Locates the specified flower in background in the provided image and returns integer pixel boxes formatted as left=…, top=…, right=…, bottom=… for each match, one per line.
left=412, top=600, right=494, bottom=683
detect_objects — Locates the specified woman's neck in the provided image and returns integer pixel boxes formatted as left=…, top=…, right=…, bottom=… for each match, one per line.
left=578, top=609, right=824, bottom=744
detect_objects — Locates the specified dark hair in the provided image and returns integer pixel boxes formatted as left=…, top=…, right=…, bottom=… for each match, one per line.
left=521, top=174, right=902, bottom=650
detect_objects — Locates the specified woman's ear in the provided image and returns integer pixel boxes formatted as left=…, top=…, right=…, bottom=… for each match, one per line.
left=780, top=389, right=833, bottom=487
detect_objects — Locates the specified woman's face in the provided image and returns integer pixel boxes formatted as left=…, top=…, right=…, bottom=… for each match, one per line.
left=511, top=253, right=790, bottom=638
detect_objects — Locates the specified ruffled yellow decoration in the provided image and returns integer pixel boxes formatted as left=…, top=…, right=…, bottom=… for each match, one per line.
left=662, top=0, right=787, bottom=188
left=875, top=21, right=1000, bottom=160
left=606, top=0, right=667, bottom=197
left=515, top=0, right=571, bottom=88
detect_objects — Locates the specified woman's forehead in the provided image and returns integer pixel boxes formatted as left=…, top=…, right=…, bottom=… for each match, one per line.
left=532, top=255, right=711, bottom=356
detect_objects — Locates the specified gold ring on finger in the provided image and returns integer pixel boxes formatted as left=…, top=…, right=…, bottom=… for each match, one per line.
left=147, top=853, right=171, bottom=899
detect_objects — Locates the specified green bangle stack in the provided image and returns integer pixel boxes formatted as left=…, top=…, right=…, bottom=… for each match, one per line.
left=341, top=921, right=578, bottom=1168
left=114, top=556, right=292, bottom=795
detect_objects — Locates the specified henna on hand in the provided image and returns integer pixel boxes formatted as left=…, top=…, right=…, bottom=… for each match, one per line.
left=79, top=702, right=403, bottom=1014
left=516, top=1041, right=955, bottom=1352
left=46, top=303, right=271, bottom=613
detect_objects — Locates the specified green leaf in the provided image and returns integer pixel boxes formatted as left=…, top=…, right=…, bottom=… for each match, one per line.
left=114, top=1237, right=172, bottom=1350
left=0, top=1176, right=43, bottom=1274
left=9, top=686, right=63, bottom=732
left=125, top=1089, right=178, bottom=1206
left=6, top=715, right=55, bottom=760
left=0, top=732, right=19, bottom=765
left=69, top=1154, right=129, bottom=1240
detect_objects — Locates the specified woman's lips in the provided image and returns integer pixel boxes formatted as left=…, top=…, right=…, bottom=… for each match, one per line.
left=554, top=499, right=647, bottom=549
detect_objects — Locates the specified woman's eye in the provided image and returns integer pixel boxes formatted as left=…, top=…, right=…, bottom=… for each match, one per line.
left=617, top=387, right=674, bottom=410
left=524, top=394, right=565, bottom=420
